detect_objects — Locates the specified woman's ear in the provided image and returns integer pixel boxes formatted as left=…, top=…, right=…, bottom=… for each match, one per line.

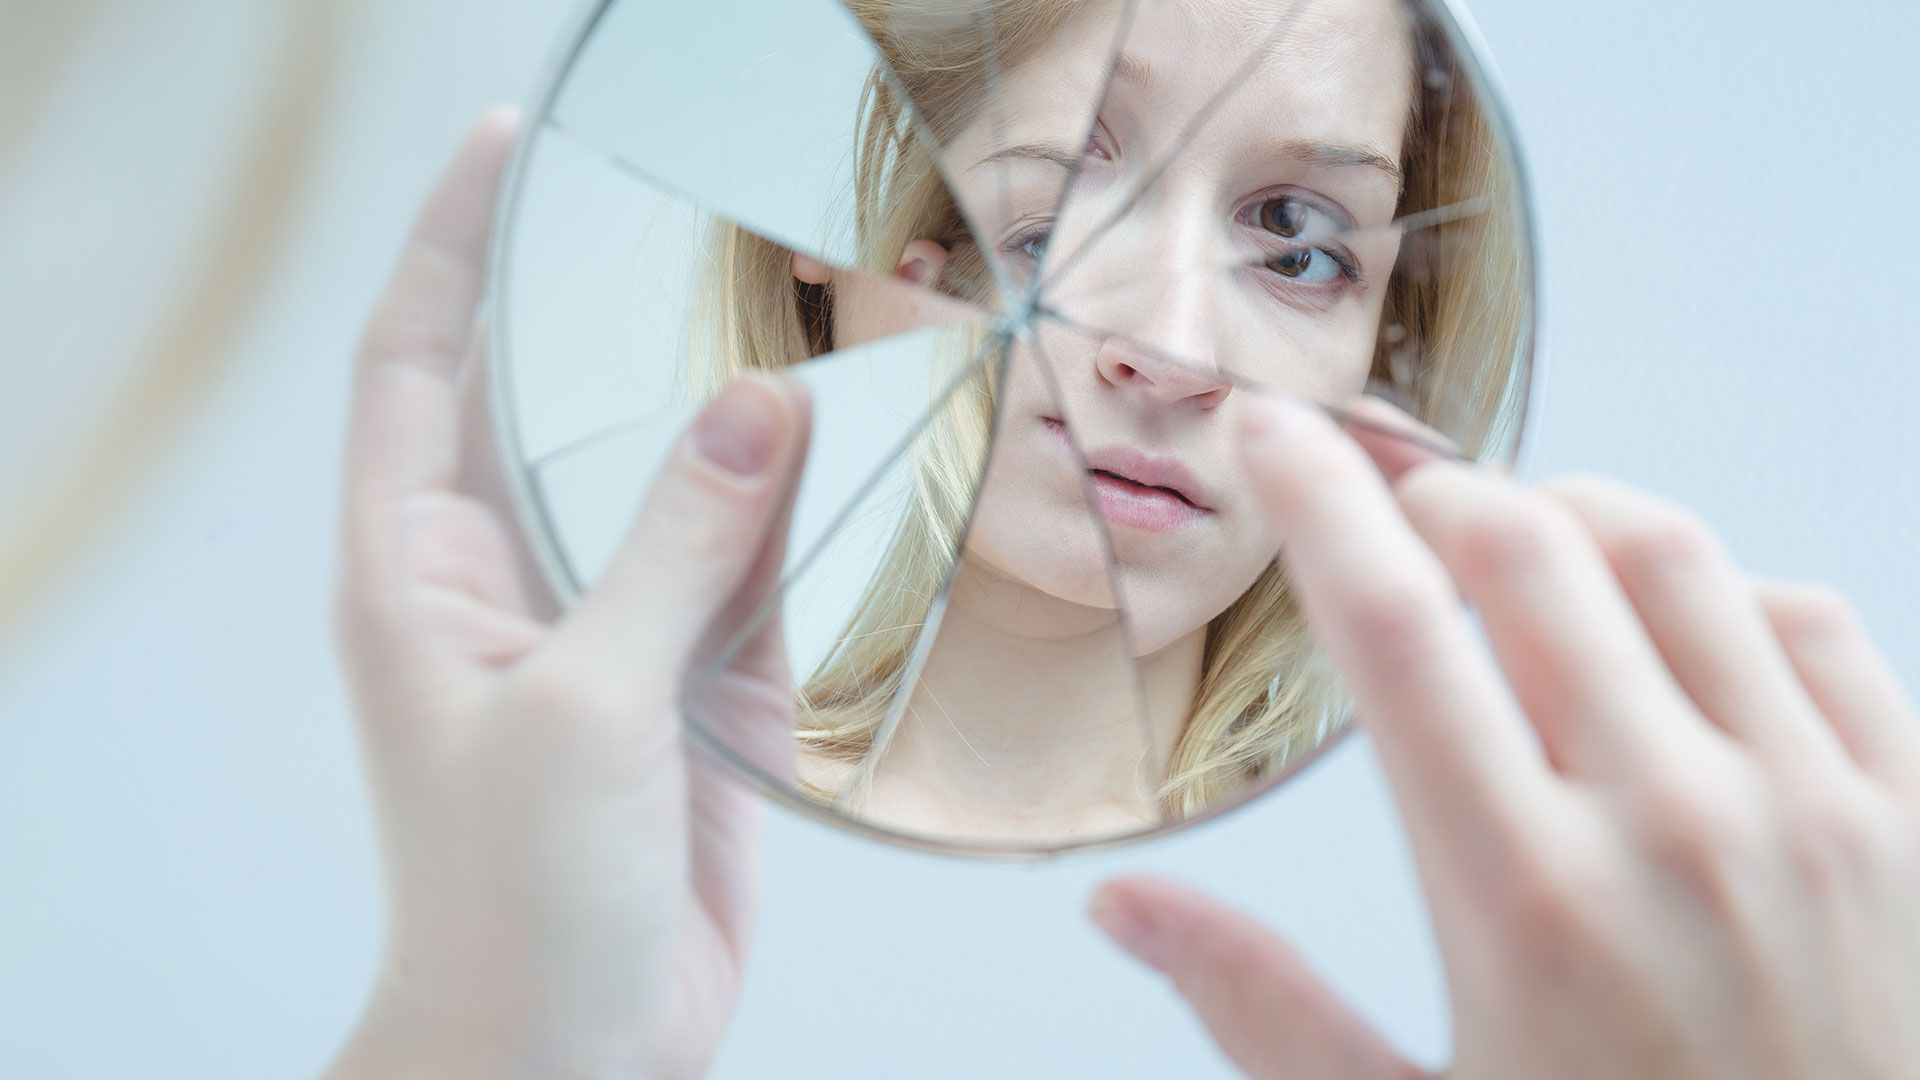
left=791, top=252, right=832, bottom=286
left=895, top=239, right=950, bottom=288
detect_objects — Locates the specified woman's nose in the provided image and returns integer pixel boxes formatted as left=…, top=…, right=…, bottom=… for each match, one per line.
left=1050, top=200, right=1232, bottom=410
left=1083, top=264, right=1233, bottom=409
left=1093, top=334, right=1232, bottom=409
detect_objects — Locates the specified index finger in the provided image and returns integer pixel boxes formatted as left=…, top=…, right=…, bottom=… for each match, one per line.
left=1240, top=393, right=1559, bottom=869
left=342, top=109, right=519, bottom=547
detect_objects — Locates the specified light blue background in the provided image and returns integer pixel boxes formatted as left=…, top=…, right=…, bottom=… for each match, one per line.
left=1, top=0, right=1916, bottom=1076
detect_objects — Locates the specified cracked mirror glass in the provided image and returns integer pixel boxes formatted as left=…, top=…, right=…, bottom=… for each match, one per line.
left=491, top=0, right=1535, bottom=854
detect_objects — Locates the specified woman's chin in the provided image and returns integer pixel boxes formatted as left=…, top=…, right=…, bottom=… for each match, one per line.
left=961, top=544, right=1122, bottom=617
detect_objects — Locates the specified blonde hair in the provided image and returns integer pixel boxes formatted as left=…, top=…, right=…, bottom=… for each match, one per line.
left=692, top=0, right=1527, bottom=815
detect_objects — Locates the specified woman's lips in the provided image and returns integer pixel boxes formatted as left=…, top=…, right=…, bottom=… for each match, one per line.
left=1042, top=417, right=1213, bottom=534
left=1086, top=471, right=1210, bottom=533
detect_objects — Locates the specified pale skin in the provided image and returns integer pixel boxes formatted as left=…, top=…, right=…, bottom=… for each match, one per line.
left=330, top=113, right=1920, bottom=1077
left=328, top=111, right=812, bottom=1080
left=1091, top=399, right=1920, bottom=1079
left=797, top=250, right=1185, bottom=843
left=793, top=0, right=1416, bottom=841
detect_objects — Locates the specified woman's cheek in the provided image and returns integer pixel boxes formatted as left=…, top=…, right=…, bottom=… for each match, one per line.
left=963, top=469, right=1119, bottom=610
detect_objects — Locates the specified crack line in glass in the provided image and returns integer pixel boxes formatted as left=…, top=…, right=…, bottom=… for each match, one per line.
left=542, top=116, right=1003, bottom=314
left=682, top=327, right=1009, bottom=730
left=510, top=0, right=1534, bottom=855
left=1026, top=193, right=1497, bottom=335
left=1010, top=0, right=1136, bottom=301
left=974, top=0, right=1016, bottom=264
left=1035, top=0, right=1328, bottom=294
left=1023, top=320, right=1174, bottom=811
left=1032, top=306, right=1475, bottom=465
left=831, top=331, right=1014, bottom=809
left=830, top=1, right=1054, bottom=311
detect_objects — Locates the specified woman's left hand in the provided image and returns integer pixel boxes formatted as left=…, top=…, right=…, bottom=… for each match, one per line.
left=326, top=111, right=810, bottom=1080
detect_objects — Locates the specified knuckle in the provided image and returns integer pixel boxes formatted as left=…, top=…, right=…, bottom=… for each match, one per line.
left=509, top=653, right=634, bottom=726
left=1764, top=581, right=1860, bottom=646
left=1497, top=845, right=1602, bottom=948
left=1637, top=771, right=1734, bottom=867
left=1504, top=874, right=1573, bottom=942
left=640, top=461, right=756, bottom=568
left=1538, top=470, right=1628, bottom=508
left=500, top=655, right=682, bottom=778
left=1264, top=423, right=1370, bottom=512
left=1610, top=509, right=1726, bottom=585
left=361, top=248, right=473, bottom=361
left=361, top=305, right=462, bottom=370
left=1392, top=457, right=1467, bottom=518
left=401, top=495, right=501, bottom=570
left=1631, top=762, right=1765, bottom=899
left=1782, top=789, right=1889, bottom=893
left=1451, top=494, right=1582, bottom=586
left=1337, top=571, right=1449, bottom=660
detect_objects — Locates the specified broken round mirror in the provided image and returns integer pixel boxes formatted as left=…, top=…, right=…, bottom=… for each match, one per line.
left=488, top=0, right=1538, bottom=855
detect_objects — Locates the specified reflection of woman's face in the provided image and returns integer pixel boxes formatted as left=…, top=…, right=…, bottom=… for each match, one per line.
left=953, top=0, right=1417, bottom=654
left=824, top=0, right=1418, bottom=655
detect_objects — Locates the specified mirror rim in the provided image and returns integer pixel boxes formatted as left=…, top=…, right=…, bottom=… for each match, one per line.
left=483, top=0, right=1546, bottom=860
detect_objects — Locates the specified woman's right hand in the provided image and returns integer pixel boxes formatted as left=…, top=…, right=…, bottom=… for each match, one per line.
left=325, top=112, right=811, bottom=1080
left=1092, top=396, right=1920, bottom=1079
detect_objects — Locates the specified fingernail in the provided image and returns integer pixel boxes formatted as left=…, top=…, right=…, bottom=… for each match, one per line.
left=1088, top=890, right=1172, bottom=970
left=692, top=378, right=787, bottom=478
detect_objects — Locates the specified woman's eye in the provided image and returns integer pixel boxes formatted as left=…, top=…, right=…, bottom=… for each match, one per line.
left=1002, top=226, right=1050, bottom=264
left=1251, top=196, right=1356, bottom=287
left=1266, top=245, right=1342, bottom=283
left=1258, top=198, right=1311, bottom=238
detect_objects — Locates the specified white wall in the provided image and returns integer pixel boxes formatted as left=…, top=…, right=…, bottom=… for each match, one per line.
left=1, top=0, right=1914, bottom=1076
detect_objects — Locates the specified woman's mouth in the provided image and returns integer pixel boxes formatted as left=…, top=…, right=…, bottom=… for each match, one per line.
left=1042, top=418, right=1213, bottom=534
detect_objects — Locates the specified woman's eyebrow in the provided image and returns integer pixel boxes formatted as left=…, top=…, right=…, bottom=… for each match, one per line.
left=1279, top=138, right=1404, bottom=192
left=970, top=142, right=1084, bottom=171
left=1109, top=46, right=1405, bottom=194
left=973, top=137, right=1403, bottom=191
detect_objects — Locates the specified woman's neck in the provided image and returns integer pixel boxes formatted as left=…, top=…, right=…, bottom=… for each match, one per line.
left=871, top=556, right=1204, bottom=844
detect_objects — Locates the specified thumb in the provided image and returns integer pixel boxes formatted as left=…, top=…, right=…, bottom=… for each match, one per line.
left=1089, top=877, right=1425, bottom=1080
left=553, top=374, right=806, bottom=673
